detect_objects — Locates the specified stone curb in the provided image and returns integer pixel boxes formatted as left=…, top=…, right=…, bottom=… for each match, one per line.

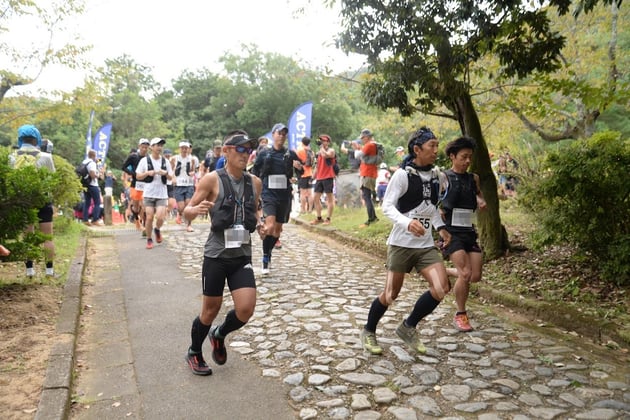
left=35, top=234, right=87, bottom=420
left=292, top=216, right=629, bottom=348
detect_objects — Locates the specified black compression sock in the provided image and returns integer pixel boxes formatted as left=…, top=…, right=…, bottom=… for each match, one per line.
left=262, top=236, right=277, bottom=257
left=217, top=309, right=246, bottom=337
left=190, top=316, right=211, bottom=353
left=406, top=291, right=441, bottom=327
left=365, top=297, right=388, bottom=333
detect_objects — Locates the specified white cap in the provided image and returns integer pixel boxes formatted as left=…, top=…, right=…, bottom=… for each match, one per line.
left=150, top=137, right=165, bottom=146
left=395, top=146, right=404, bottom=152
left=138, top=138, right=150, bottom=146
left=179, top=141, right=191, bottom=148
left=380, top=162, right=388, bottom=169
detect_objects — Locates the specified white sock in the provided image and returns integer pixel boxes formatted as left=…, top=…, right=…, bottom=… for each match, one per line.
left=26, top=267, right=35, bottom=277
left=46, top=267, right=54, bottom=276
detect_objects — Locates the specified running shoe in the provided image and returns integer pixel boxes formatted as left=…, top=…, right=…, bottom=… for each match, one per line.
left=261, top=262, right=270, bottom=275
left=146, top=238, right=154, bottom=249
left=322, top=218, right=331, bottom=225
left=359, top=217, right=379, bottom=228
left=154, top=228, right=163, bottom=243
left=209, top=326, right=227, bottom=365
left=262, top=256, right=270, bottom=275
left=453, top=313, right=474, bottom=332
left=360, top=329, right=383, bottom=355
left=274, top=239, right=282, bottom=249
left=141, top=230, right=147, bottom=238
left=395, top=321, right=426, bottom=354
left=310, top=217, right=323, bottom=225
left=185, top=350, right=212, bottom=376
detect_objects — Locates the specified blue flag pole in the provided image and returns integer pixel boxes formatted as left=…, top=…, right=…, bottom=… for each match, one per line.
left=85, top=110, right=95, bottom=159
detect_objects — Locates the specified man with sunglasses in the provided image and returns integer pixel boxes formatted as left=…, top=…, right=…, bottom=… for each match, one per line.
left=183, top=130, right=263, bottom=376
left=251, top=123, right=302, bottom=275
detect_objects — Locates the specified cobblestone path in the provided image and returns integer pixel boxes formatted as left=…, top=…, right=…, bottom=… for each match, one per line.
left=168, top=223, right=630, bottom=419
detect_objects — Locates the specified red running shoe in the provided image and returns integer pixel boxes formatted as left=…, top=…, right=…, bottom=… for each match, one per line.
left=154, top=228, right=162, bottom=243
left=146, top=239, right=154, bottom=249
left=185, top=350, right=212, bottom=376
left=453, top=313, right=474, bottom=332
left=209, top=326, right=227, bottom=365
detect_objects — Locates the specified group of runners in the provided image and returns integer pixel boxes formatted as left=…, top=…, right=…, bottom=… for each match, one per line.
left=180, top=125, right=487, bottom=376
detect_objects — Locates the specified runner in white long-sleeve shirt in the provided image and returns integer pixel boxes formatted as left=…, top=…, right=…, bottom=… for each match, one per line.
left=360, top=127, right=452, bottom=355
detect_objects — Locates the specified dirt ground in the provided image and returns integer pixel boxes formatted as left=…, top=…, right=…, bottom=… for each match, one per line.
left=0, top=264, right=63, bottom=420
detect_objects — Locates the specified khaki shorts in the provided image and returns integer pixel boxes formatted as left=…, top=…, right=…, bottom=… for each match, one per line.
left=387, top=245, right=443, bottom=273
left=360, top=176, right=376, bottom=191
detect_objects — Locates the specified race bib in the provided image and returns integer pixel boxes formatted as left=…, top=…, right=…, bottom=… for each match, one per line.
left=268, top=174, right=287, bottom=189
left=410, top=210, right=432, bottom=230
left=224, top=225, right=250, bottom=248
left=452, top=208, right=475, bottom=227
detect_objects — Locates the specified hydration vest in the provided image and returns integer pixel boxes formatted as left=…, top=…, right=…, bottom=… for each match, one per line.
left=210, top=168, right=258, bottom=233
left=396, top=165, right=442, bottom=214
left=441, top=170, right=477, bottom=212
left=145, top=156, right=167, bottom=184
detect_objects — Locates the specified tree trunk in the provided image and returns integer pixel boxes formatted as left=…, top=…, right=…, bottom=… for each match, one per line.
left=453, top=93, right=509, bottom=259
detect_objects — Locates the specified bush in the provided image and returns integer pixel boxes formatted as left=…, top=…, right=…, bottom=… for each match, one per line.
left=0, top=147, right=83, bottom=262
left=519, top=131, right=630, bottom=286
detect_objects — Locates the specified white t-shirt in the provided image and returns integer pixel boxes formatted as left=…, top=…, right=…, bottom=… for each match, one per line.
left=174, top=154, right=197, bottom=187
left=82, top=158, right=99, bottom=187
left=376, top=168, right=390, bottom=185
left=136, top=155, right=173, bottom=199
left=381, top=167, right=446, bottom=249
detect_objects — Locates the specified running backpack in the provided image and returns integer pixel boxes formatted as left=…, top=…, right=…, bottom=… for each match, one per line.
left=362, top=143, right=385, bottom=165
left=304, top=149, right=314, bottom=167
left=13, top=150, right=40, bottom=169
left=75, top=162, right=91, bottom=187
left=374, top=143, right=385, bottom=165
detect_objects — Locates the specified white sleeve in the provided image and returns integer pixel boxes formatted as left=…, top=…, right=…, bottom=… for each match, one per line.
left=136, top=157, right=147, bottom=174
left=382, top=169, right=413, bottom=230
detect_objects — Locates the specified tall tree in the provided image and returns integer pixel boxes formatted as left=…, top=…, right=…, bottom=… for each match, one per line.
left=95, top=55, right=168, bottom=166
left=495, top=2, right=628, bottom=141
left=335, top=0, right=621, bottom=258
left=0, top=0, right=88, bottom=103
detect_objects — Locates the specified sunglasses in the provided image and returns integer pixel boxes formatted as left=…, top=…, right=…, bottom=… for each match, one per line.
left=227, top=145, right=253, bottom=154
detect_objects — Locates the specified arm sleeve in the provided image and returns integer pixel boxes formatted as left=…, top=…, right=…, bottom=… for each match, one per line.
left=381, top=169, right=413, bottom=230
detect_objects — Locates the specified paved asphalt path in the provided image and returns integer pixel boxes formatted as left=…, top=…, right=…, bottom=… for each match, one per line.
left=70, top=227, right=293, bottom=419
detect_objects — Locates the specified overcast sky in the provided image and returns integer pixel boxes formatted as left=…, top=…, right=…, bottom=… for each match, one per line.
left=8, top=0, right=365, bottom=95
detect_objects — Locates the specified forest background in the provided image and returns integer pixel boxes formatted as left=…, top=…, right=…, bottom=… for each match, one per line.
left=0, top=1, right=628, bottom=284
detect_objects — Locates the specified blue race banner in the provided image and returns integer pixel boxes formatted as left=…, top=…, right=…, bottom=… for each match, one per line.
left=85, top=110, right=95, bottom=159
left=91, top=123, right=113, bottom=162
left=287, top=101, right=312, bottom=151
